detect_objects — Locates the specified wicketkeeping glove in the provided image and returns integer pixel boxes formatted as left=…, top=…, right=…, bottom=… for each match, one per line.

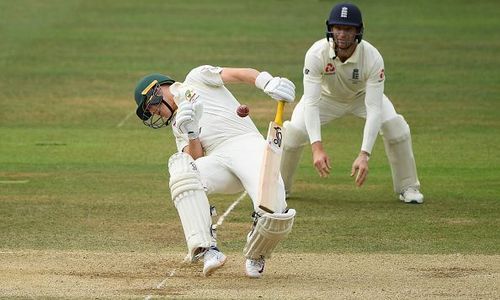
left=174, top=100, right=203, bottom=140
left=255, top=71, right=296, bottom=103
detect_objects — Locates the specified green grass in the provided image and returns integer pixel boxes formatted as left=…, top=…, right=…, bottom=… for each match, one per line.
left=1, top=0, right=499, bottom=256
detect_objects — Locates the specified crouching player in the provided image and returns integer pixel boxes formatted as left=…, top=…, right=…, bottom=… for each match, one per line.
left=281, top=3, right=424, bottom=203
left=133, top=65, right=297, bottom=278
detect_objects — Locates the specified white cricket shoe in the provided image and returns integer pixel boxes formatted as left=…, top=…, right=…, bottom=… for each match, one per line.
left=399, top=187, right=424, bottom=204
left=203, top=247, right=227, bottom=276
left=245, top=257, right=265, bottom=278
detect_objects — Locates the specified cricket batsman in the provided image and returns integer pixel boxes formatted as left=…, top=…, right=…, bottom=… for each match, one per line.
left=133, top=66, right=296, bottom=278
left=280, top=3, right=424, bottom=203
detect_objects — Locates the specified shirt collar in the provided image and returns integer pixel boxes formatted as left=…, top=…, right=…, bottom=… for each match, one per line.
left=169, top=82, right=183, bottom=105
left=345, top=43, right=361, bottom=63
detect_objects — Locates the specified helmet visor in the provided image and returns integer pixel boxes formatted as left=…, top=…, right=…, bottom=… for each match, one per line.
left=139, top=80, right=175, bottom=128
left=142, top=80, right=163, bottom=107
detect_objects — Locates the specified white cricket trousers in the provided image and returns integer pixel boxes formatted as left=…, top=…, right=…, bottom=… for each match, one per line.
left=194, top=132, right=288, bottom=213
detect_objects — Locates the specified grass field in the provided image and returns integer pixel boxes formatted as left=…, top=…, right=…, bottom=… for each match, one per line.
left=1, top=0, right=499, bottom=298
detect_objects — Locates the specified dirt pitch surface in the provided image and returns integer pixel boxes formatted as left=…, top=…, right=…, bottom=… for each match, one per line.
left=1, top=250, right=498, bottom=299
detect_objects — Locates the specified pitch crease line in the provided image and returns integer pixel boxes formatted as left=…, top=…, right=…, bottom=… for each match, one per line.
left=214, top=191, right=247, bottom=228
left=117, top=110, right=135, bottom=128
left=0, top=180, right=29, bottom=184
left=144, top=191, right=247, bottom=300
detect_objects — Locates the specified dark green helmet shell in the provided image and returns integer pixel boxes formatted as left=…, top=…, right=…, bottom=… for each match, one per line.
left=134, top=73, right=175, bottom=120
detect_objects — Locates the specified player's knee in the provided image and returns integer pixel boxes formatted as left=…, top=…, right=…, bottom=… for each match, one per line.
left=243, top=209, right=296, bottom=259
left=283, top=121, right=308, bottom=148
left=168, top=152, right=204, bottom=203
left=381, top=115, right=410, bottom=144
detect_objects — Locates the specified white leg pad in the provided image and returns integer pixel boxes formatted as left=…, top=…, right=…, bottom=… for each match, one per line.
left=381, top=115, right=420, bottom=193
left=280, top=121, right=308, bottom=195
left=243, top=209, right=296, bottom=259
left=168, top=152, right=213, bottom=262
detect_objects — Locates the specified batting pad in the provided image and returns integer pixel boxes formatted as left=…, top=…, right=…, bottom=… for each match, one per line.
left=168, top=152, right=213, bottom=261
left=244, top=209, right=296, bottom=259
left=381, top=115, right=420, bottom=193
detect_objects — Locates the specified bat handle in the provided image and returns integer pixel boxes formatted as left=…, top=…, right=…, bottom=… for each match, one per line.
left=274, top=101, right=285, bottom=126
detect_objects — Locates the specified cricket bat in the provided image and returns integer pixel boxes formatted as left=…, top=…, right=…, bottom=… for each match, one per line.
left=257, top=101, right=285, bottom=213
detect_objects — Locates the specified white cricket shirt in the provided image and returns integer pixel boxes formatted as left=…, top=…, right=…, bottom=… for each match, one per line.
left=171, top=65, right=260, bottom=154
left=302, top=39, right=385, bottom=153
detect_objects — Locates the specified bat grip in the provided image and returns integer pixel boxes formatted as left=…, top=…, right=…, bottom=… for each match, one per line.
left=274, top=101, right=285, bottom=126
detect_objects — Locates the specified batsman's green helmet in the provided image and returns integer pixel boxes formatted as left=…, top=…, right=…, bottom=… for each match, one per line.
left=134, top=73, right=175, bottom=120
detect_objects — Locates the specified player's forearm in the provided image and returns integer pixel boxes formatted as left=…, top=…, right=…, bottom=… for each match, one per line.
left=360, top=114, right=381, bottom=154
left=304, top=105, right=322, bottom=144
left=361, top=85, right=383, bottom=153
left=183, top=139, right=204, bottom=160
left=303, top=79, right=323, bottom=144
left=220, top=68, right=260, bottom=85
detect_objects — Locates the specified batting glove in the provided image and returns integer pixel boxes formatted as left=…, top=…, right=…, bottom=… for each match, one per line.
left=255, top=71, right=296, bottom=103
left=174, top=100, right=203, bottom=140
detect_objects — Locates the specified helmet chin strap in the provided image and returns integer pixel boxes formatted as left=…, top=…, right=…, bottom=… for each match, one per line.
left=330, top=34, right=358, bottom=60
left=328, top=38, right=338, bottom=59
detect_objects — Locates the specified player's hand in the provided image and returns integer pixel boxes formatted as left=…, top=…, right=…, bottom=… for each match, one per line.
left=174, top=100, right=203, bottom=140
left=351, top=152, right=369, bottom=187
left=264, top=77, right=295, bottom=103
left=255, top=71, right=295, bottom=103
left=311, top=142, right=331, bottom=177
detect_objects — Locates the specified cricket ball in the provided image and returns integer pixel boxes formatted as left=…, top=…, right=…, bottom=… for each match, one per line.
left=236, top=104, right=250, bottom=117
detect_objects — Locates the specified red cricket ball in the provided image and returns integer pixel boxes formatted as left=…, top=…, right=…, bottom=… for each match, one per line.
left=236, top=104, right=250, bottom=117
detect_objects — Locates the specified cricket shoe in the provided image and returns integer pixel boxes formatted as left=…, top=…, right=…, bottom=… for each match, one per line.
left=245, top=257, right=265, bottom=278
left=203, top=247, right=227, bottom=276
left=399, top=187, right=424, bottom=204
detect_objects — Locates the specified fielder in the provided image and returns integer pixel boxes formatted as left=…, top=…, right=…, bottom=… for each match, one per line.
left=133, top=65, right=297, bottom=278
left=281, top=3, right=424, bottom=203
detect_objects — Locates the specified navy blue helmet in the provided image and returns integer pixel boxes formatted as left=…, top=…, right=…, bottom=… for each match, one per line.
left=326, top=3, right=364, bottom=43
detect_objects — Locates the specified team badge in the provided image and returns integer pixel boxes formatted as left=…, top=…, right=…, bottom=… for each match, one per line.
left=352, top=68, right=359, bottom=80
left=341, top=7, right=348, bottom=18
left=184, top=89, right=199, bottom=102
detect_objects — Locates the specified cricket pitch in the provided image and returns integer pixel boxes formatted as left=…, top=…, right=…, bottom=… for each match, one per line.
left=1, top=250, right=498, bottom=299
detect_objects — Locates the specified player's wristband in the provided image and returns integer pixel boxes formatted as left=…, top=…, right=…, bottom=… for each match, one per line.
left=359, top=150, right=370, bottom=161
left=255, top=71, right=273, bottom=90
left=187, top=130, right=200, bottom=140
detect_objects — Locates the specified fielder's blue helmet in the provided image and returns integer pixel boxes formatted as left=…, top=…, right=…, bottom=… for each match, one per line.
left=326, top=3, right=364, bottom=43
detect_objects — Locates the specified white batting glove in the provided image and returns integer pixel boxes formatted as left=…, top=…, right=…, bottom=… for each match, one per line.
left=255, top=71, right=295, bottom=103
left=174, top=100, right=203, bottom=140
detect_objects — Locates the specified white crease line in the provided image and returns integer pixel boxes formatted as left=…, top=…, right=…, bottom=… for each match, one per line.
left=116, top=110, right=135, bottom=128
left=214, top=191, right=247, bottom=229
left=144, top=271, right=176, bottom=300
left=0, top=180, right=29, bottom=184
left=144, top=191, right=247, bottom=300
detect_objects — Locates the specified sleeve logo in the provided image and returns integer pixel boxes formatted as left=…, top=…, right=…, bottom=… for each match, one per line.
left=324, top=63, right=336, bottom=75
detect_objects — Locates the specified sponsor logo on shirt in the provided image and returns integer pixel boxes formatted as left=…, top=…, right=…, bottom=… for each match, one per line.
left=378, top=69, right=385, bottom=82
left=324, top=63, right=336, bottom=75
left=304, top=68, right=310, bottom=75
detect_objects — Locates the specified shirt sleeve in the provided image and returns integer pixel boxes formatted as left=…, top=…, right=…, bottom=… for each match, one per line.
left=361, top=56, right=385, bottom=154
left=185, top=65, right=224, bottom=87
left=302, top=51, right=324, bottom=144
